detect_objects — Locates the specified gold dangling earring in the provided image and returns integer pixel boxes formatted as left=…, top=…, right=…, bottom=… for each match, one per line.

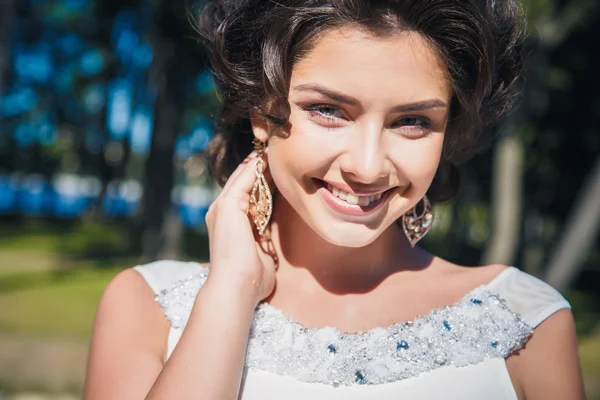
left=249, top=138, right=272, bottom=236
left=402, top=195, right=434, bottom=248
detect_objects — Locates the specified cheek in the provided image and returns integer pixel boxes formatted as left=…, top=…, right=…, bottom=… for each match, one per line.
left=266, top=136, right=315, bottom=195
left=391, top=136, right=444, bottom=187
left=267, top=152, right=292, bottom=194
left=267, top=118, right=336, bottom=181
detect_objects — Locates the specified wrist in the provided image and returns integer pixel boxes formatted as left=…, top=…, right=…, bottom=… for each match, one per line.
left=203, top=268, right=262, bottom=309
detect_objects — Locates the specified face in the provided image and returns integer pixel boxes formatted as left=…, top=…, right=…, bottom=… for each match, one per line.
left=253, top=26, right=452, bottom=247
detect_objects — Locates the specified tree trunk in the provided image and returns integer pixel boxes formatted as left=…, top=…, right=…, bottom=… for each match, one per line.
left=0, top=0, right=16, bottom=96
left=140, top=39, right=185, bottom=261
left=544, top=155, right=600, bottom=291
left=481, top=132, right=524, bottom=266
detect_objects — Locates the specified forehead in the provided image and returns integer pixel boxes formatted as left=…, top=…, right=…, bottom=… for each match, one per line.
left=290, top=26, right=451, bottom=102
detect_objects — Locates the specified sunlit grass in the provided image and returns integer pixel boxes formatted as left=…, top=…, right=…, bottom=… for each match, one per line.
left=581, top=335, right=600, bottom=371
left=0, top=266, right=125, bottom=339
left=0, top=219, right=134, bottom=339
left=581, top=334, right=600, bottom=399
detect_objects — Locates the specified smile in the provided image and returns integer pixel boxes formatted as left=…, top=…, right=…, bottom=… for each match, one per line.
left=325, top=183, right=382, bottom=206
left=314, top=179, right=395, bottom=217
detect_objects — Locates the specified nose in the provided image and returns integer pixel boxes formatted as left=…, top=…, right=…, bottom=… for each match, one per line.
left=339, top=122, right=389, bottom=184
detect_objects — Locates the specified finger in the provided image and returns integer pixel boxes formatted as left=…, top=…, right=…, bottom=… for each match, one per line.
left=221, top=152, right=269, bottom=200
left=220, top=150, right=259, bottom=193
left=205, top=154, right=259, bottom=227
left=220, top=152, right=256, bottom=193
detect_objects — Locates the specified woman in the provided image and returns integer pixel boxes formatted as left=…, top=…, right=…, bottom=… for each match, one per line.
left=84, top=0, right=585, bottom=399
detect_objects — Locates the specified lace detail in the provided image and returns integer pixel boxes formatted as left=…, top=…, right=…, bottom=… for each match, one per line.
left=154, top=271, right=533, bottom=386
left=154, top=270, right=209, bottom=329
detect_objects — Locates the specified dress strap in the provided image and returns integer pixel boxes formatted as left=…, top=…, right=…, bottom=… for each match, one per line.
left=132, top=260, right=207, bottom=296
left=486, top=266, right=571, bottom=328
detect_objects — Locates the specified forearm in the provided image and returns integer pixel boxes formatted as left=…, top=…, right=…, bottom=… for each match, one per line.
left=146, top=272, right=259, bottom=400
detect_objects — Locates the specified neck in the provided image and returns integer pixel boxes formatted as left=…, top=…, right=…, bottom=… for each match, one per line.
left=266, top=194, right=433, bottom=297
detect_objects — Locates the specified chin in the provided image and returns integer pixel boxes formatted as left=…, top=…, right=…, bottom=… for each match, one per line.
left=309, top=219, right=386, bottom=248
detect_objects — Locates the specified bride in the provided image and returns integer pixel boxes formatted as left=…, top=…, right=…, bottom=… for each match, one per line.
left=84, top=0, right=585, bottom=398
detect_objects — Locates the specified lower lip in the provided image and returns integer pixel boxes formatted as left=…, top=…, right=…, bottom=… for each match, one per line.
left=315, top=180, right=392, bottom=217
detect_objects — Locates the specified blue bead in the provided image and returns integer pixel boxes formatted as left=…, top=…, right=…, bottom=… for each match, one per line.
left=397, top=340, right=409, bottom=350
left=443, top=320, right=452, bottom=331
left=491, top=341, right=498, bottom=348
left=355, top=370, right=366, bottom=385
left=471, top=298, right=482, bottom=305
left=327, top=344, right=337, bottom=354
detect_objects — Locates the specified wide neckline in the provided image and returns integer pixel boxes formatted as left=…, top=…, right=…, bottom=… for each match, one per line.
left=190, top=262, right=517, bottom=336
left=254, top=266, right=517, bottom=336
left=158, top=263, right=531, bottom=386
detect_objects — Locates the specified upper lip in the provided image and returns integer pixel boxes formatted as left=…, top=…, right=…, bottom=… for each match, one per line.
left=320, top=179, right=393, bottom=196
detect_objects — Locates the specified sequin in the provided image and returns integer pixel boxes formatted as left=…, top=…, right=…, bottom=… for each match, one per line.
left=355, top=370, right=366, bottom=385
left=397, top=340, right=409, bottom=350
left=155, top=270, right=533, bottom=387
left=471, top=298, right=483, bottom=305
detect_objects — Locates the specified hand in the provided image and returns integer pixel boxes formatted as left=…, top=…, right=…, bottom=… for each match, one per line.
left=204, top=150, right=277, bottom=305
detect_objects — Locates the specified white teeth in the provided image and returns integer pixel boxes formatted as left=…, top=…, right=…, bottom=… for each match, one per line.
left=323, top=181, right=385, bottom=207
left=345, top=193, right=359, bottom=205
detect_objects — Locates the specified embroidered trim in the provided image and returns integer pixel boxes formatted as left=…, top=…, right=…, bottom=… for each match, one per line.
left=154, top=271, right=532, bottom=386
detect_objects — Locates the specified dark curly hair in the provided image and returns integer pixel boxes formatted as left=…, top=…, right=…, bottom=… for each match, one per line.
left=196, top=0, right=527, bottom=201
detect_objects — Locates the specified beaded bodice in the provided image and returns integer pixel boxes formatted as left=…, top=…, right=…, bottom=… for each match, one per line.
left=154, top=267, right=533, bottom=387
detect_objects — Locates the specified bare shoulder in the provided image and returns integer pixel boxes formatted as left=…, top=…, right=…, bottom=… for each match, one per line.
left=506, top=308, right=585, bottom=400
left=84, top=268, right=170, bottom=399
left=97, top=268, right=169, bottom=331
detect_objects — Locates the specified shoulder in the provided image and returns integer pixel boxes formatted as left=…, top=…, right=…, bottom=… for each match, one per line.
left=485, top=266, right=571, bottom=329
left=506, top=307, right=584, bottom=399
left=490, top=268, right=585, bottom=398
left=86, top=261, right=211, bottom=396
left=86, top=266, right=173, bottom=396
left=91, top=266, right=176, bottom=352
left=477, top=266, right=583, bottom=397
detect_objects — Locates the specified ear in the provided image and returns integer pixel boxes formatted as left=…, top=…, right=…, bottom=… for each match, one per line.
left=250, top=109, right=269, bottom=143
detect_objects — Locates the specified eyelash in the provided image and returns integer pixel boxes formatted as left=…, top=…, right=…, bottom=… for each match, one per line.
left=305, top=104, right=433, bottom=136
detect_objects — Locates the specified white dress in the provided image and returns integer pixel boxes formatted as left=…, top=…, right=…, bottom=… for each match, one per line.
left=133, top=260, right=570, bottom=399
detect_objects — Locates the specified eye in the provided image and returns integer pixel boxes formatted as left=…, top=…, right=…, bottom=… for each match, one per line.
left=305, top=104, right=346, bottom=123
left=394, top=116, right=431, bottom=128
left=392, top=115, right=433, bottom=137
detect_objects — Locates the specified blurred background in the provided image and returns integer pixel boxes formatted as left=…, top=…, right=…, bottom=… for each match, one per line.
left=0, top=0, right=598, bottom=398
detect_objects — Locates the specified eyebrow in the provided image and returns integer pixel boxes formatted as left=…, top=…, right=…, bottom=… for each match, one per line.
left=292, top=83, right=447, bottom=112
